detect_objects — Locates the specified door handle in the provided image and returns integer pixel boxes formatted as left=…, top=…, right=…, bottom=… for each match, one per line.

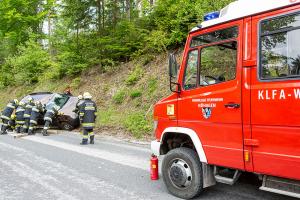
left=224, top=103, right=240, bottom=109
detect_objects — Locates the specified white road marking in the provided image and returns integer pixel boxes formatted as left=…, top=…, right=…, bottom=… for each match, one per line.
left=0, top=141, right=151, bottom=200
left=23, top=136, right=149, bottom=171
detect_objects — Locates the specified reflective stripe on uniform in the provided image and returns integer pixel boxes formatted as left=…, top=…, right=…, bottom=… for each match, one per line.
left=1, top=115, right=11, bottom=120
left=85, top=106, right=95, bottom=111
left=88, top=132, right=94, bottom=136
left=26, top=105, right=33, bottom=108
left=16, top=109, right=25, bottom=113
left=82, top=123, right=95, bottom=128
left=32, top=108, right=39, bottom=112
left=16, top=120, right=25, bottom=124
left=7, top=103, right=15, bottom=109
left=23, top=125, right=28, bottom=128
left=30, top=120, right=38, bottom=124
left=44, top=117, right=52, bottom=122
left=43, top=127, right=49, bottom=130
left=47, top=110, right=55, bottom=114
left=79, top=112, right=84, bottom=116
left=83, top=135, right=89, bottom=139
left=29, top=127, right=34, bottom=130
left=2, top=124, right=8, bottom=126
left=24, top=114, right=31, bottom=117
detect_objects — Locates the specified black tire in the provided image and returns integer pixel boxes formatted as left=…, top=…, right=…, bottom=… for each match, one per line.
left=59, top=122, right=74, bottom=131
left=162, top=147, right=203, bottom=199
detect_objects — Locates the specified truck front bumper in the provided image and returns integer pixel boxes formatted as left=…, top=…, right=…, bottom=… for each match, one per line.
left=151, top=140, right=161, bottom=157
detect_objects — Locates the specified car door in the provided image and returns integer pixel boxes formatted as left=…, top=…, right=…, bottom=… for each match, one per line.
left=178, top=20, right=245, bottom=170
left=251, top=5, right=300, bottom=180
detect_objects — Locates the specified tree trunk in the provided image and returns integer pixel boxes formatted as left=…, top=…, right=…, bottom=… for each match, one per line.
left=97, top=0, right=102, bottom=34
left=126, top=0, right=131, bottom=20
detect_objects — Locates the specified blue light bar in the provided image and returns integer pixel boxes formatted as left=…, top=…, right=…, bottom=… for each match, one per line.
left=204, top=11, right=220, bottom=21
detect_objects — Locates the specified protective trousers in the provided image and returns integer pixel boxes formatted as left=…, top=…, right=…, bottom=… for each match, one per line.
left=82, top=128, right=94, bottom=145
left=23, top=118, right=30, bottom=133
left=28, top=121, right=37, bottom=135
left=42, top=121, right=51, bottom=136
left=1, top=119, right=9, bottom=134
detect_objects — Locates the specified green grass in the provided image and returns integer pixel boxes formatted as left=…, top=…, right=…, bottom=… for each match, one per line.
left=130, top=90, right=142, bottom=99
left=113, top=90, right=127, bottom=104
left=122, top=112, right=152, bottom=138
left=125, top=65, right=144, bottom=86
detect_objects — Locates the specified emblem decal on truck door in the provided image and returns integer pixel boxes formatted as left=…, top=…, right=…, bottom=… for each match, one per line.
left=202, top=107, right=212, bottom=119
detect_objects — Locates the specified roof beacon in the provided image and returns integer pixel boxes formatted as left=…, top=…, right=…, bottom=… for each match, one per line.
left=204, top=11, right=220, bottom=21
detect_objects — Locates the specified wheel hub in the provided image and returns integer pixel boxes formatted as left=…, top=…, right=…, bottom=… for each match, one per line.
left=169, top=159, right=192, bottom=188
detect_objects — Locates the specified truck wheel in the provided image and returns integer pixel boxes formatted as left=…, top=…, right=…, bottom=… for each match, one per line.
left=162, top=147, right=203, bottom=199
left=60, top=122, right=74, bottom=131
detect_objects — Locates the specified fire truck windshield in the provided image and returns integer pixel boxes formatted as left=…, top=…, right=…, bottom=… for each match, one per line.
left=190, top=26, right=238, bottom=48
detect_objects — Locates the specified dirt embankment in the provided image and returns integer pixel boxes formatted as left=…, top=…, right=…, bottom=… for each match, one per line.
left=0, top=52, right=176, bottom=140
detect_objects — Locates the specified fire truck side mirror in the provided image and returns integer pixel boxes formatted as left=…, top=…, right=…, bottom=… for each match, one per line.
left=168, top=53, right=178, bottom=78
left=168, top=54, right=181, bottom=94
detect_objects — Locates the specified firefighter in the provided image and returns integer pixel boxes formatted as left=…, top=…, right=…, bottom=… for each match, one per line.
left=23, top=97, right=35, bottom=133
left=42, top=104, right=60, bottom=136
left=79, top=92, right=97, bottom=145
left=28, top=101, right=44, bottom=135
left=74, top=95, right=84, bottom=115
left=1, top=99, right=18, bottom=135
left=15, top=101, right=26, bottom=133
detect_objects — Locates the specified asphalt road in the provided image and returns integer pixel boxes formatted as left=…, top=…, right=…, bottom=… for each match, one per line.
left=0, top=132, right=296, bottom=200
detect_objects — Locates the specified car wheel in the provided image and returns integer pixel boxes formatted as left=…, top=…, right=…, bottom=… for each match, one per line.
left=60, top=122, right=74, bottom=131
left=162, top=147, right=203, bottom=199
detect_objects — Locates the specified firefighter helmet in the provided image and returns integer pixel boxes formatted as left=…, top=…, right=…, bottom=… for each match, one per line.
left=83, top=92, right=92, bottom=99
left=14, top=99, right=19, bottom=105
left=28, top=97, right=34, bottom=103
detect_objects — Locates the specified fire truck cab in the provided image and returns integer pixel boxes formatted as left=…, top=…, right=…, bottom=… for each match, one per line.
left=151, top=0, right=300, bottom=199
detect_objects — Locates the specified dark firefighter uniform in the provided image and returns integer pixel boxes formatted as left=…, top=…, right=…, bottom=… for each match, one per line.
left=74, top=95, right=84, bottom=115
left=8, top=114, right=16, bottom=131
left=79, top=97, right=97, bottom=145
left=28, top=102, right=44, bottom=135
left=42, top=105, right=59, bottom=136
left=1, top=99, right=18, bottom=134
left=15, top=103, right=26, bottom=133
left=23, top=100, right=35, bottom=133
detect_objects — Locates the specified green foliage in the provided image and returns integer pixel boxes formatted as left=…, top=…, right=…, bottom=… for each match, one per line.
left=123, top=112, right=152, bottom=138
left=1, top=39, right=53, bottom=86
left=147, top=78, right=158, bottom=94
left=125, top=66, right=144, bottom=86
left=130, top=90, right=142, bottom=99
left=113, top=90, right=126, bottom=104
left=70, top=77, right=81, bottom=89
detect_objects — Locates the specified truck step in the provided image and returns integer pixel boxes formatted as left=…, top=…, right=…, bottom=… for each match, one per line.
left=213, top=166, right=241, bottom=185
left=260, top=175, right=300, bottom=198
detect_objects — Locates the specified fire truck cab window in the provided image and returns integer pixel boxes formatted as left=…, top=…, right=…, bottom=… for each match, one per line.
left=184, top=50, right=198, bottom=90
left=260, top=12, right=300, bottom=80
left=191, top=26, right=238, bottom=47
left=200, top=41, right=237, bottom=86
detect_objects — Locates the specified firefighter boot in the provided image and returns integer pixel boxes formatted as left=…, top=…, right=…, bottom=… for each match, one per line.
left=90, top=135, right=95, bottom=144
left=42, top=129, right=49, bottom=136
left=15, top=126, right=21, bottom=134
left=80, top=139, right=88, bottom=145
left=28, top=128, right=35, bottom=135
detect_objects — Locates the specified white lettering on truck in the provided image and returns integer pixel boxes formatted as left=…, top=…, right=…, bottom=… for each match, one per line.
left=258, top=89, right=300, bottom=100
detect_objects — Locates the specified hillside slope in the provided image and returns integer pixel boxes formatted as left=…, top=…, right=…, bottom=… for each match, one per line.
left=0, top=53, right=173, bottom=139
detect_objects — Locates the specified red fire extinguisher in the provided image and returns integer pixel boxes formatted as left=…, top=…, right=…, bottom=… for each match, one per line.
left=150, top=154, right=159, bottom=180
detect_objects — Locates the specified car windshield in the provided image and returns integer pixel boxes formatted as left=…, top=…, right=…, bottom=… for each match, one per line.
left=46, top=94, right=69, bottom=110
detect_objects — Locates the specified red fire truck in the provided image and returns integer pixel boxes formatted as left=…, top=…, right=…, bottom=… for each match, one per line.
left=151, top=0, right=300, bottom=199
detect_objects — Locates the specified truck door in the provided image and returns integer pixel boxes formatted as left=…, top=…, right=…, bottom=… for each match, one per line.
left=251, top=5, right=300, bottom=180
left=178, top=20, right=245, bottom=170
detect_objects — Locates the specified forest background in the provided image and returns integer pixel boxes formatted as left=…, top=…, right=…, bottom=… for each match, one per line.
left=0, top=0, right=233, bottom=138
